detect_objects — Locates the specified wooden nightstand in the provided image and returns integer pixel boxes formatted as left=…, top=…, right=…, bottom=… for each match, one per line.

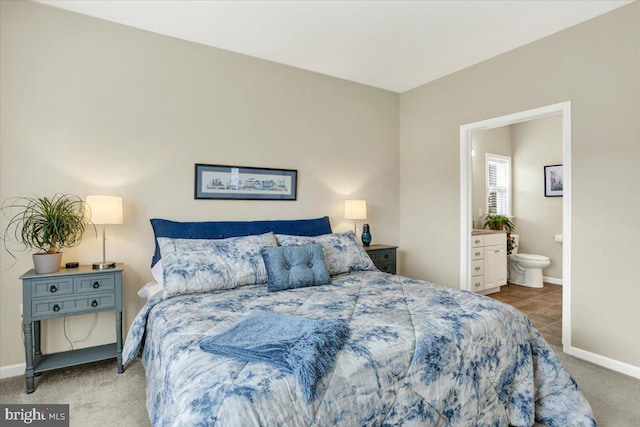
left=20, top=264, right=124, bottom=393
left=365, top=244, right=398, bottom=274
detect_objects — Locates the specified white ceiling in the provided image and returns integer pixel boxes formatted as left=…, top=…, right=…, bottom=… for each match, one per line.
left=37, top=0, right=632, bottom=93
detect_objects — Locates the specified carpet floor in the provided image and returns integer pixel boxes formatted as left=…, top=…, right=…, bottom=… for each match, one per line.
left=1, top=347, right=638, bottom=426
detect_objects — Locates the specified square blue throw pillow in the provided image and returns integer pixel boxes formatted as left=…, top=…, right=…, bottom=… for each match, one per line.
left=261, top=244, right=331, bottom=292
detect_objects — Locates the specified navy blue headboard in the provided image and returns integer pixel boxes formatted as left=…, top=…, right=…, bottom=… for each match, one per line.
left=150, top=216, right=332, bottom=267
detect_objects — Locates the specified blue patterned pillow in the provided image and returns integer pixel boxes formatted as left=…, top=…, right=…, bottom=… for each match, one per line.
left=261, top=244, right=331, bottom=292
left=275, top=231, right=377, bottom=276
left=158, top=232, right=278, bottom=298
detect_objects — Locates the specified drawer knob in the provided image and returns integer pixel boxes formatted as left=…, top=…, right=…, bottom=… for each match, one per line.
left=91, top=300, right=99, bottom=308
left=475, top=252, right=481, bottom=256
left=383, top=254, right=390, bottom=259
left=474, top=239, right=480, bottom=244
left=53, top=304, right=60, bottom=312
left=475, top=266, right=481, bottom=271
left=92, top=281, right=100, bottom=289
left=49, top=285, right=57, bottom=293
left=474, top=282, right=481, bottom=287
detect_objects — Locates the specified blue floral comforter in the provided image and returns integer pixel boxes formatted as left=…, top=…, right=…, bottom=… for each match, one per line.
left=123, top=271, right=594, bottom=426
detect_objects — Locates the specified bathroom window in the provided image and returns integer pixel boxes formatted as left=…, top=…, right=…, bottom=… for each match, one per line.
left=486, top=154, right=512, bottom=217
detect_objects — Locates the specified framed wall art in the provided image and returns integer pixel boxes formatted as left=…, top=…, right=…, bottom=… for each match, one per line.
left=195, top=164, right=297, bottom=200
left=544, top=164, right=563, bottom=197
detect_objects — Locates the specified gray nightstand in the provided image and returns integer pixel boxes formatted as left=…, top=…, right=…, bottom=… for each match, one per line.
left=365, top=244, right=398, bottom=274
left=20, top=264, right=124, bottom=393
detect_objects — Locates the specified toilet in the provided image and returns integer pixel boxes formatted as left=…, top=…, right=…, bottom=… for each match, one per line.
left=509, top=234, right=550, bottom=288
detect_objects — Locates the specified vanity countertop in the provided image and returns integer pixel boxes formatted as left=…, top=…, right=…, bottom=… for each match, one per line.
left=471, top=229, right=507, bottom=236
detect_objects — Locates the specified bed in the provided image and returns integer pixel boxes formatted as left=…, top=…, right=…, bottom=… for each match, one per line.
left=123, top=217, right=594, bottom=426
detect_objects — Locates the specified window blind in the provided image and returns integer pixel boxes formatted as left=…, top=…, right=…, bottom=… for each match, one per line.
left=486, top=154, right=511, bottom=217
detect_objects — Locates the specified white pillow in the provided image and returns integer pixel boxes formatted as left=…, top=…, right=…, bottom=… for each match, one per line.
left=159, top=232, right=278, bottom=298
left=275, top=231, right=377, bottom=276
left=151, top=260, right=164, bottom=286
left=137, top=280, right=164, bottom=300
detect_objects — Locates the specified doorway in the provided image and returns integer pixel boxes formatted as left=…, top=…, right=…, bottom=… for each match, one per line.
left=459, top=101, right=571, bottom=350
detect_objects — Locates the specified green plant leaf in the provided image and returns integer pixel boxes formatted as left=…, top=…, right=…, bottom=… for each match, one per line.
left=1, top=194, right=96, bottom=261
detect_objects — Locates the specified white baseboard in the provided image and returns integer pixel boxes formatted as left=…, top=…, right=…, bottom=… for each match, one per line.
left=0, top=362, right=25, bottom=379
left=543, top=276, right=563, bottom=285
left=564, top=345, right=640, bottom=379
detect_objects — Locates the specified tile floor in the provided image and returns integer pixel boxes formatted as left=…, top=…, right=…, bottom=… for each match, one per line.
left=488, top=283, right=563, bottom=346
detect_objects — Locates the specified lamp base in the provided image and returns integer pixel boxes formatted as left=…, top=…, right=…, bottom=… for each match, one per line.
left=92, top=261, right=116, bottom=270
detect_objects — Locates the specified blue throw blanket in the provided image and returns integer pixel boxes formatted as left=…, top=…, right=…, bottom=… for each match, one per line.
left=200, top=311, right=350, bottom=401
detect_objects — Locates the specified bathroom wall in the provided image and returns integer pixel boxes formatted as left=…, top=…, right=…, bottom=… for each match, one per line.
left=511, top=115, right=563, bottom=282
left=471, top=126, right=512, bottom=228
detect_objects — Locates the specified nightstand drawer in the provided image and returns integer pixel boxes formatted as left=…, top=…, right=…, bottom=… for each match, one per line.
left=31, top=293, right=115, bottom=319
left=377, top=262, right=396, bottom=274
left=376, top=249, right=396, bottom=263
left=74, top=274, right=115, bottom=293
left=31, top=277, right=74, bottom=299
left=364, top=245, right=398, bottom=275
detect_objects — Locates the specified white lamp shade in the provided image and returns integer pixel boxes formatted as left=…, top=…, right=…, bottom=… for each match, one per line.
left=86, top=195, right=123, bottom=225
left=344, top=200, right=367, bottom=220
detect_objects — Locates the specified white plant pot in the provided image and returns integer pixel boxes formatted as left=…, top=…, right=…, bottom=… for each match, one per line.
left=32, top=252, right=63, bottom=274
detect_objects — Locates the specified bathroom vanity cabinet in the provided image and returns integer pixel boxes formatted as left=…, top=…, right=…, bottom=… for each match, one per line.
left=471, top=232, right=507, bottom=294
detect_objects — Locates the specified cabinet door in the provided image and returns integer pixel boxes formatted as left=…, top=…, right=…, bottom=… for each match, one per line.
left=484, top=245, right=507, bottom=289
left=494, top=245, right=507, bottom=286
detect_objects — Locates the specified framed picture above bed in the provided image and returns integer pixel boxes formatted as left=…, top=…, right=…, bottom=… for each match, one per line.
left=544, top=164, right=563, bottom=197
left=194, top=164, right=297, bottom=200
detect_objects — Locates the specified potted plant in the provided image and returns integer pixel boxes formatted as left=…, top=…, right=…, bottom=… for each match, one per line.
left=483, top=214, right=514, bottom=233
left=1, top=194, right=93, bottom=273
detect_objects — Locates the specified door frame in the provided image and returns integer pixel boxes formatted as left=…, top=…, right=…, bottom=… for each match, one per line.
left=459, top=101, right=572, bottom=350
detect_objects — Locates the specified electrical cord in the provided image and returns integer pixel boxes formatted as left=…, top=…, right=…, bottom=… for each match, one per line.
left=63, top=314, right=98, bottom=350
left=20, top=313, right=25, bottom=343
left=19, top=310, right=99, bottom=350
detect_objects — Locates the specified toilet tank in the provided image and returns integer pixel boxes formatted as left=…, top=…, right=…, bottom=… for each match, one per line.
left=510, top=234, right=520, bottom=254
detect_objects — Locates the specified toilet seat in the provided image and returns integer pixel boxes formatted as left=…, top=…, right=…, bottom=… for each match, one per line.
left=513, top=253, right=549, bottom=262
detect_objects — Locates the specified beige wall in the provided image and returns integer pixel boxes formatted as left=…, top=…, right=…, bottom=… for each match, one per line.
left=512, top=115, right=563, bottom=281
left=471, top=126, right=512, bottom=228
left=400, top=1, right=639, bottom=368
left=0, top=2, right=399, bottom=367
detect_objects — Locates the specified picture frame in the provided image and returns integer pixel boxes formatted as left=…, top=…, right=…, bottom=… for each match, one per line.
left=194, top=164, right=297, bottom=200
left=544, top=164, right=563, bottom=197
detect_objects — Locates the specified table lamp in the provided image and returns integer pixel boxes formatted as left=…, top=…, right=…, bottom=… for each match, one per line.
left=344, top=199, right=367, bottom=234
left=86, top=195, right=123, bottom=270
